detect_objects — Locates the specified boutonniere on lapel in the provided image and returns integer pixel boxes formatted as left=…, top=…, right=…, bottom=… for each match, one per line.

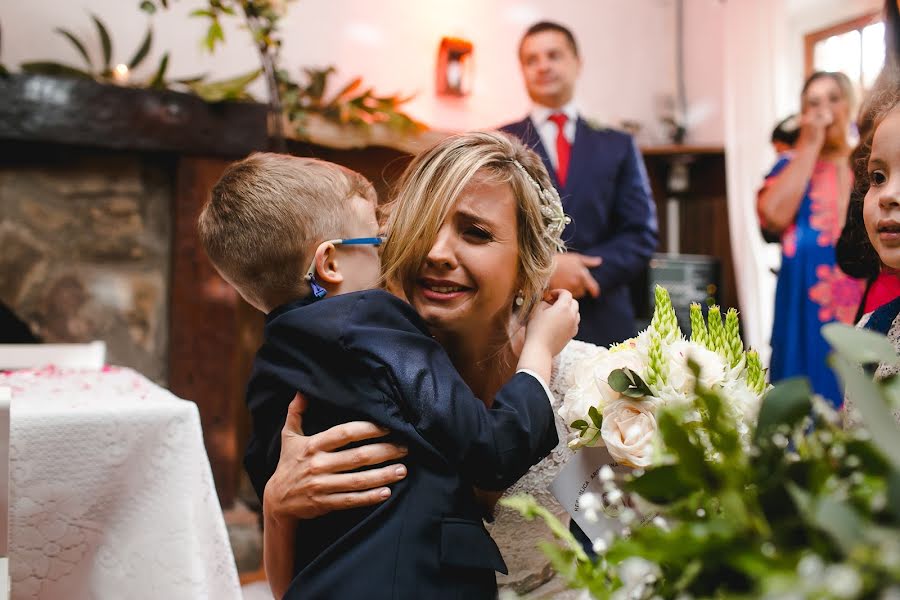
left=583, top=116, right=610, bottom=132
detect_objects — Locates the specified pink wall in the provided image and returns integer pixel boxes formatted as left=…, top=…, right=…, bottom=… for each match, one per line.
left=4, top=0, right=686, bottom=139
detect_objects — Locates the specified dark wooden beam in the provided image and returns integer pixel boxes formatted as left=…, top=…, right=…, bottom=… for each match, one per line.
left=0, top=74, right=268, bottom=157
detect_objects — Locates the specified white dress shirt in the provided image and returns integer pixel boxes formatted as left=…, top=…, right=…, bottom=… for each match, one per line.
left=529, top=101, right=578, bottom=171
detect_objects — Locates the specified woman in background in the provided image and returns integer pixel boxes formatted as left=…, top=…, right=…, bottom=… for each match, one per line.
left=758, top=71, right=865, bottom=406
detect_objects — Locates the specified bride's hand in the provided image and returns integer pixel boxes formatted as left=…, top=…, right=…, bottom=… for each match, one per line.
left=263, top=393, right=409, bottom=524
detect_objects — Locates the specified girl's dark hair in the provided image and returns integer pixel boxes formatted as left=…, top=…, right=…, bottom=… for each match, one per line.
left=837, top=92, right=900, bottom=280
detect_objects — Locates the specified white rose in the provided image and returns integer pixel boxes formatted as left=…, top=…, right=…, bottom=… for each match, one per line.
left=559, top=346, right=646, bottom=429
left=665, top=339, right=727, bottom=391
left=558, top=348, right=609, bottom=428
left=600, top=399, right=657, bottom=468
left=723, top=378, right=762, bottom=423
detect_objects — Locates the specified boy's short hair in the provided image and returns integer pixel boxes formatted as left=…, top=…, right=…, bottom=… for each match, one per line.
left=198, top=153, right=377, bottom=310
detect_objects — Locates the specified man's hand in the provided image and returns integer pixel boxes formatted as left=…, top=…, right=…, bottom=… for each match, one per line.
left=549, top=253, right=602, bottom=299
left=263, top=393, right=408, bottom=523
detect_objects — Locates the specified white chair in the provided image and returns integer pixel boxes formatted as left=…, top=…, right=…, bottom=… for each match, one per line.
left=0, top=341, right=106, bottom=370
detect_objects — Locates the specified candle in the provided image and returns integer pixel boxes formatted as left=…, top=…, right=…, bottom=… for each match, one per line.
left=112, top=64, right=130, bottom=84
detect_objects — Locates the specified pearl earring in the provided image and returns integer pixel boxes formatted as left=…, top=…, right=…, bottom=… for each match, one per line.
left=514, top=291, right=524, bottom=307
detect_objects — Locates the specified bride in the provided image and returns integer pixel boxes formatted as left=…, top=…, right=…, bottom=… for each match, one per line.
left=261, top=131, right=603, bottom=598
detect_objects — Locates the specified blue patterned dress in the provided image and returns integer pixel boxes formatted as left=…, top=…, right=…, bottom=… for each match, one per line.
left=766, top=155, right=864, bottom=406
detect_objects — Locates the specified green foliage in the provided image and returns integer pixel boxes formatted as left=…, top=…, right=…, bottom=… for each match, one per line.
left=91, top=14, right=113, bottom=74
left=724, top=308, right=743, bottom=368
left=647, top=330, right=668, bottom=387
left=506, top=327, right=900, bottom=599
left=281, top=66, right=424, bottom=137
left=19, top=14, right=159, bottom=85
left=745, top=350, right=766, bottom=394
left=19, top=9, right=259, bottom=103
left=689, top=303, right=709, bottom=348
left=607, top=368, right=652, bottom=399
left=650, top=285, right=681, bottom=343
left=184, top=69, right=261, bottom=102
left=706, top=305, right=726, bottom=355
left=147, top=52, right=169, bottom=90
left=140, top=0, right=423, bottom=138
left=128, top=28, right=154, bottom=70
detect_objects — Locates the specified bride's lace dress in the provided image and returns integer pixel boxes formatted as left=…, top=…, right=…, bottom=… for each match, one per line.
left=486, top=340, right=603, bottom=597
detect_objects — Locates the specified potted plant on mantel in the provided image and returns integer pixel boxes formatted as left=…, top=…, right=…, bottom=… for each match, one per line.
left=2, top=1, right=437, bottom=155
left=150, top=0, right=439, bottom=153
left=0, top=11, right=269, bottom=157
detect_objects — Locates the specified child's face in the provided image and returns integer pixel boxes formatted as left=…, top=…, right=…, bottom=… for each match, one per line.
left=338, top=196, right=383, bottom=292
left=863, top=107, right=900, bottom=270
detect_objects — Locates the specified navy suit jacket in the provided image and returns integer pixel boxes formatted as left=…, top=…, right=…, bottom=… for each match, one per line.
left=501, top=117, right=658, bottom=347
left=244, top=290, right=558, bottom=599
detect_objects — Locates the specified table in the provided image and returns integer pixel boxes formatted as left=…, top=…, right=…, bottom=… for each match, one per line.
left=0, top=366, right=242, bottom=600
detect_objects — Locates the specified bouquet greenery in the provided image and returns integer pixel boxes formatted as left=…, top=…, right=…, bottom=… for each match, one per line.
left=504, top=318, right=900, bottom=599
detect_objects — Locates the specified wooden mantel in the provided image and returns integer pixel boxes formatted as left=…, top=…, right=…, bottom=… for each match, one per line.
left=0, top=74, right=269, bottom=156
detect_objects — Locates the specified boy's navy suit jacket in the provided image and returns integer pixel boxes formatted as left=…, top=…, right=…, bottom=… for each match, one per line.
left=244, top=289, right=558, bottom=599
left=501, top=117, right=658, bottom=348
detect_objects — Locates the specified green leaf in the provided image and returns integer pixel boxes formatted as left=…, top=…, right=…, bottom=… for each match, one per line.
left=887, top=469, right=900, bottom=523
left=753, top=377, right=811, bottom=446
left=148, top=52, right=169, bottom=89
left=91, top=14, right=113, bottom=73
left=499, top=494, right=590, bottom=562
left=811, top=496, right=867, bottom=555
left=139, top=1, right=157, bottom=15
left=822, top=322, right=900, bottom=367
left=607, top=368, right=632, bottom=394
left=588, top=406, right=602, bottom=429
left=628, top=369, right=653, bottom=396
left=55, top=28, right=93, bottom=71
left=204, top=20, right=225, bottom=53
left=831, top=355, right=900, bottom=471
left=190, top=9, right=217, bottom=18
left=20, top=61, right=93, bottom=79
left=174, top=74, right=208, bottom=85
left=128, top=27, right=153, bottom=70
left=624, top=464, right=696, bottom=503
left=658, top=410, right=707, bottom=484
left=570, top=419, right=588, bottom=431
left=186, top=69, right=261, bottom=102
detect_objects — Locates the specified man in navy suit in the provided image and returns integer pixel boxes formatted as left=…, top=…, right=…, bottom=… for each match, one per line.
left=501, top=21, right=658, bottom=349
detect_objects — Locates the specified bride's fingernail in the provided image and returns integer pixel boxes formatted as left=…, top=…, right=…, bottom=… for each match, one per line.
left=379, top=488, right=391, bottom=499
left=394, top=465, right=407, bottom=477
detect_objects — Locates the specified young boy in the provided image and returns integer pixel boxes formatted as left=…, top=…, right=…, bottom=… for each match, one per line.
left=197, top=153, right=577, bottom=599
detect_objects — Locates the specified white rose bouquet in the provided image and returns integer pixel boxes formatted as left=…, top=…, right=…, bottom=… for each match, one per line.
left=559, top=286, right=769, bottom=469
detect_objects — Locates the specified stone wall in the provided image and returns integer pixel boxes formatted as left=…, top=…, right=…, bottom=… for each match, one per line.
left=0, top=152, right=173, bottom=383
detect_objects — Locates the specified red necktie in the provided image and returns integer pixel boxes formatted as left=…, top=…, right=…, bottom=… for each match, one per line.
left=548, top=112, right=571, bottom=187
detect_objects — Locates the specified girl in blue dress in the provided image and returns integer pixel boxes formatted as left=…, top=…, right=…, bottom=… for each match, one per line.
left=758, top=71, right=865, bottom=406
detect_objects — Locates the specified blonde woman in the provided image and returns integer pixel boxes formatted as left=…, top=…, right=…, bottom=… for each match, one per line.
left=262, top=132, right=602, bottom=597
left=758, top=71, right=865, bottom=406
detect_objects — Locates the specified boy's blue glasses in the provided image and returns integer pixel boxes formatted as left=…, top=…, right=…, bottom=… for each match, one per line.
left=304, top=236, right=385, bottom=299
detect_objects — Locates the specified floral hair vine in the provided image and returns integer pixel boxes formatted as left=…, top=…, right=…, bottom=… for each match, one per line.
left=511, top=159, right=571, bottom=252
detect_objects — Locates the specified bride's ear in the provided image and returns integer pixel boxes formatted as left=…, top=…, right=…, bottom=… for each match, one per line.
left=313, top=242, right=344, bottom=284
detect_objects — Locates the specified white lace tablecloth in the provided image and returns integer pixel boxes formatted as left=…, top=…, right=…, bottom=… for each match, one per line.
left=0, top=366, right=241, bottom=600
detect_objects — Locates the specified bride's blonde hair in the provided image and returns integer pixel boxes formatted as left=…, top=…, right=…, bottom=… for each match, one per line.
left=380, top=131, right=564, bottom=319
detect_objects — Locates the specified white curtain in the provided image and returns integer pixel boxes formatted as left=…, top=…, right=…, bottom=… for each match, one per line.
left=722, top=0, right=789, bottom=365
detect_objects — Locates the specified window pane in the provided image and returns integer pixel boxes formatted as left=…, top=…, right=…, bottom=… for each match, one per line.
left=814, top=29, right=861, bottom=84
left=862, top=21, right=885, bottom=88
